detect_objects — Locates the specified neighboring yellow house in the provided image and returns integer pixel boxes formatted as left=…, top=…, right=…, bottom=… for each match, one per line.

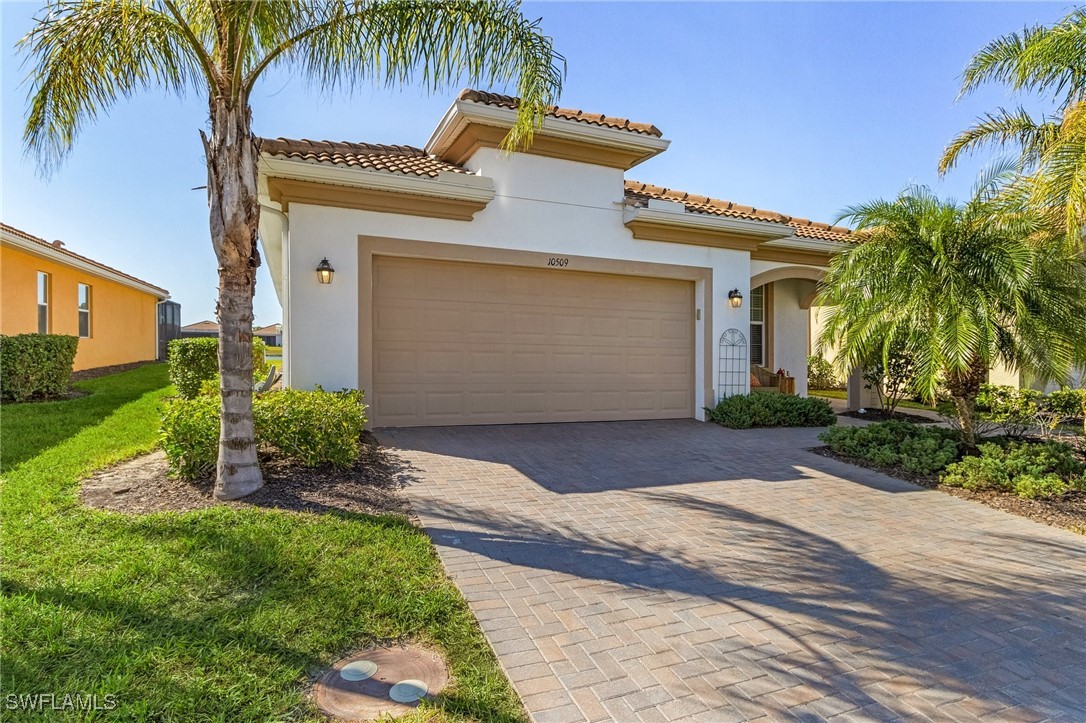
left=1, top=223, right=170, bottom=371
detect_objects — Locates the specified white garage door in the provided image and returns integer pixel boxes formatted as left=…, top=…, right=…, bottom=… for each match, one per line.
left=371, top=256, right=694, bottom=426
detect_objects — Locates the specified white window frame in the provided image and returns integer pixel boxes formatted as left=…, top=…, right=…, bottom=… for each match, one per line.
left=78, top=283, right=92, bottom=338
left=750, top=285, right=765, bottom=366
left=37, top=271, right=50, bottom=334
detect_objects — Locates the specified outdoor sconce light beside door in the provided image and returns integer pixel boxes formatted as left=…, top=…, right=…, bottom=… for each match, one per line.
left=316, top=258, right=335, bottom=284
left=728, top=288, right=743, bottom=308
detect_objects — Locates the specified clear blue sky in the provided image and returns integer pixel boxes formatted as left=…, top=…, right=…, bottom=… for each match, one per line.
left=1, top=2, right=1069, bottom=326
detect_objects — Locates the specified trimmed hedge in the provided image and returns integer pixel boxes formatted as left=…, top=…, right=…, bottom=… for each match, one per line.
left=942, top=440, right=1086, bottom=499
left=167, top=337, right=269, bottom=399
left=819, top=421, right=960, bottom=475
left=706, top=393, right=836, bottom=429
left=0, top=334, right=79, bottom=402
left=159, top=388, right=367, bottom=479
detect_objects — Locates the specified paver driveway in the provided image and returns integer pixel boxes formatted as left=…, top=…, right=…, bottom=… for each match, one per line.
left=375, top=420, right=1086, bottom=722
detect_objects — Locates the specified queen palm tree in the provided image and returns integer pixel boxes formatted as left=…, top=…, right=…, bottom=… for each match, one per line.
left=939, top=7, right=1086, bottom=240
left=817, top=169, right=1086, bottom=448
left=19, top=0, right=563, bottom=499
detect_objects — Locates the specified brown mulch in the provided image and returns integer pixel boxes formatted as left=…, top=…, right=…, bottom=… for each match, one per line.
left=838, top=408, right=937, bottom=424
left=810, top=446, right=1086, bottom=534
left=80, top=432, right=413, bottom=517
left=71, top=360, right=160, bottom=381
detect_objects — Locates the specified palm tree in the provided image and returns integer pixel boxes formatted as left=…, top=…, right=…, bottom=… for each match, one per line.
left=939, top=7, right=1086, bottom=239
left=817, top=170, right=1086, bottom=448
left=19, top=0, right=563, bottom=499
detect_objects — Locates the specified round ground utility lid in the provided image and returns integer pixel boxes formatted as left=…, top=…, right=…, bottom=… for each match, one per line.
left=313, top=645, right=448, bottom=720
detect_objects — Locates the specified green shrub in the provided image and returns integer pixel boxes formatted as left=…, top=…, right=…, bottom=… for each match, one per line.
left=976, top=384, right=1042, bottom=438
left=159, top=393, right=220, bottom=479
left=706, top=393, right=836, bottom=429
left=941, top=440, right=1086, bottom=499
left=819, top=421, right=959, bottom=475
left=159, top=388, right=367, bottom=478
left=807, top=355, right=840, bottom=391
left=254, top=388, right=366, bottom=467
left=168, top=337, right=270, bottom=399
left=0, top=334, right=80, bottom=402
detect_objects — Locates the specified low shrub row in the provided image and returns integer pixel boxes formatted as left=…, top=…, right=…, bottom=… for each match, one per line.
left=942, top=441, right=1086, bottom=499
left=820, top=421, right=1086, bottom=499
left=819, top=421, right=960, bottom=475
left=975, top=384, right=1086, bottom=437
left=166, top=337, right=269, bottom=399
left=160, top=388, right=367, bottom=479
left=706, top=393, right=836, bottom=429
left=0, top=334, right=80, bottom=402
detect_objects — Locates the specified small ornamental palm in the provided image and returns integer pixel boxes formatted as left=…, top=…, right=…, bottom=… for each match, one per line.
left=939, top=7, right=1086, bottom=241
left=817, top=170, right=1086, bottom=449
left=19, top=0, right=564, bottom=500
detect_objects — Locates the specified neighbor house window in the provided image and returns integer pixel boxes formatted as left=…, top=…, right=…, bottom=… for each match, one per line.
left=750, top=285, right=765, bottom=366
left=78, top=283, right=92, bottom=338
left=37, top=272, right=50, bottom=334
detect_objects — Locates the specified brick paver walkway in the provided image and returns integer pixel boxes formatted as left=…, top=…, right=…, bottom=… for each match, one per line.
left=376, top=420, right=1086, bottom=722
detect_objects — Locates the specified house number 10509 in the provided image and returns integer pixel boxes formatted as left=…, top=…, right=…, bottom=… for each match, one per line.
left=547, top=257, right=569, bottom=267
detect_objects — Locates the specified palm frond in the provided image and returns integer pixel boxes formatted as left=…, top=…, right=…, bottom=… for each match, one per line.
left=938, top=108, right=1060, bottom=175
left=244, top=0, right=564, bottom=150
left=20, top=0, right=211, bottom=173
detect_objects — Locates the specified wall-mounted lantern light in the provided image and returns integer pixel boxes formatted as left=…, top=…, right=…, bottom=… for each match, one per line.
left=316, top=258, right=335, bottom=284
left=728, top=288, right=743, bottom=308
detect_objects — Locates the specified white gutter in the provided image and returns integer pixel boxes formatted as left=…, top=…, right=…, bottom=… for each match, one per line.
left=1, top=228, right=170, bottom=299
left=760, top=236, right=852, bottom=253
left=259, top=155, right=495, bottom=204
left=623, top=205, right=796, bottom=242
left=259, top=202, right=291, bottom=387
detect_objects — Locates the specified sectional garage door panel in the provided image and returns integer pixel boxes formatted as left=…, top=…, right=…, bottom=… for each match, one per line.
left=371, top=257, right=694, bottom=426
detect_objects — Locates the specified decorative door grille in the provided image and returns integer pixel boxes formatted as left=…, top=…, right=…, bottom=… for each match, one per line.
left=717, top=328, right=748, bottom=401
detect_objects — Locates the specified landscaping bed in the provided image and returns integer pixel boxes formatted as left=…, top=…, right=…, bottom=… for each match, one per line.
left=814, top=421, right=1086, bottom=534
left=837, top=408, right=936, bottom=424
left=80, top=432, right=410, bottom=516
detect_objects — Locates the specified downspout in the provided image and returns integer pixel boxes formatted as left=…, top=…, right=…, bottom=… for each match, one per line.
left=259, top=203, right=290, bottom=387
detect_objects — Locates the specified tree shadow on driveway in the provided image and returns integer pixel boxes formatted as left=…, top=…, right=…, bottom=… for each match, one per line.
left=420, top=493, right=1085, bottom=718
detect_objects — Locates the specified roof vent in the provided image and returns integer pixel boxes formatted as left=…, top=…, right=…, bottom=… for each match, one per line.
left=51, top=239, right=65, bottom=249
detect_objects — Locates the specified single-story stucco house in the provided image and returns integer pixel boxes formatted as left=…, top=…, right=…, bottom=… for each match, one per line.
left=0, top=222, right=172, bottom=371
left=257, top=90, right=856, bottom=427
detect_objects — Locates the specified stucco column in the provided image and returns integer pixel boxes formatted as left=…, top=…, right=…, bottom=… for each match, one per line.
left=846, top=367, right=881, bottom=410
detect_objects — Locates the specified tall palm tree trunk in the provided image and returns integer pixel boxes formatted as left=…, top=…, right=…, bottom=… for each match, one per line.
left=206, top=96, right=263, bottom=500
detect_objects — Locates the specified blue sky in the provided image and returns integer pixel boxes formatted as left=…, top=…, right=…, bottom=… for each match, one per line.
left=1, top=1, right=1069, bottom=325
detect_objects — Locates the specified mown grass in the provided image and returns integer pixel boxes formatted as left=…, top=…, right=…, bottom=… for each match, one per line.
left=1, top=364, right=522, bottom=721
left=810, top=388, right=938, bottom=412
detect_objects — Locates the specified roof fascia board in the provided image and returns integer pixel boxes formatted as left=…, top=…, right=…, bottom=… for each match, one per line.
left=425, top=100, right=670, bottom=161
left=1, top=229, right=169, bottom=299
left=259, top=154, right=496, bottom=204
left=623, top=206, right=796, bottom=242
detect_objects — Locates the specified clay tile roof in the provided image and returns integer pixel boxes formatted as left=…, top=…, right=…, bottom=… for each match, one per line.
left=259, top=137, right=472, bottom=178
left=0, top=222, right=170, bottom=296
left=459, top=89, right=663, bottom=138
left=623, top=181, right=856, bottom=243
left=182, top=320, right=219, bottom=332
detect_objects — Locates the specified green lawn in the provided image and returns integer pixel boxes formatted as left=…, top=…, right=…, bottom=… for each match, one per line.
left=1, top=364, right=523, bottom=721
left=810, top=388, right=939, bottom=412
